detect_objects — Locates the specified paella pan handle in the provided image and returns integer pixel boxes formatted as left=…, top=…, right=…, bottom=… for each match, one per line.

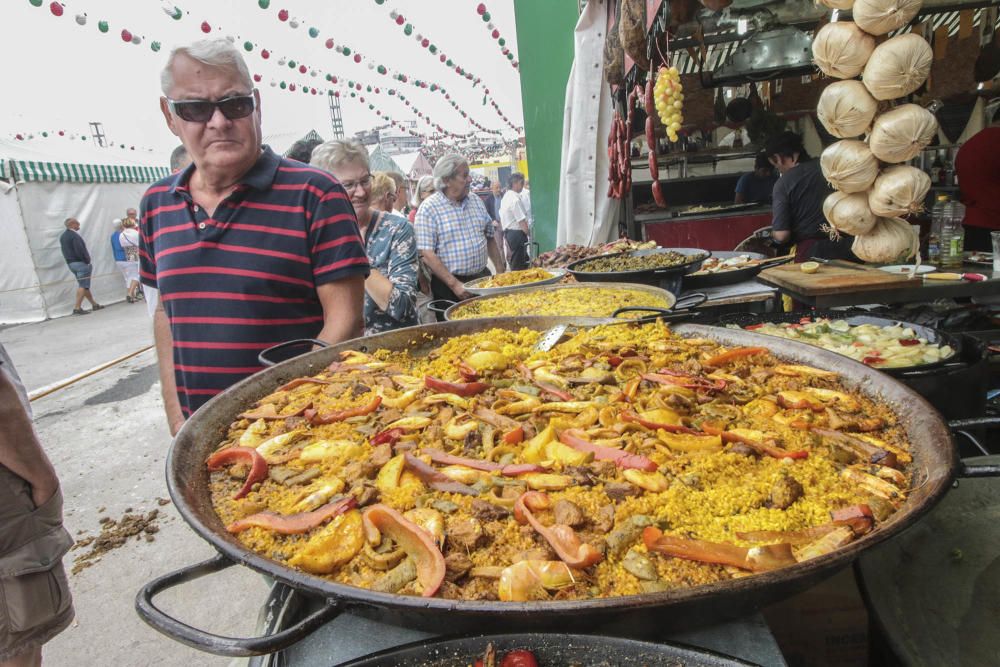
left=671, top=292, right=708, bottom=311
left=258, top=339, right=329, bottom=367
left=948, top=417, right=1000, bottom=477
left=135, top=553, right=343, bottom=657
left=609, top=306, right=702, bottom=324
left=426, top=299, right=456, bottom=315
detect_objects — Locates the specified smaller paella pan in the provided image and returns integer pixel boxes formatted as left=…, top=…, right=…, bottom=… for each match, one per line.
left=436, top=282, right=706, bottom=323
left=463, top=268, right=569, bottom=297
left=684, top=252, right=793, bottom=289
left=566, top=248, right=710, bottom=294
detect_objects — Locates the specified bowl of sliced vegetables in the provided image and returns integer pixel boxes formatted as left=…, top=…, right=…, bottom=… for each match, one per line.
left=718, top=312, right=960, bottom=375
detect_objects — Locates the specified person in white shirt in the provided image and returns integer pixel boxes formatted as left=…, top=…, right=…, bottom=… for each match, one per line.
left=520, top=181, right=533, bottom=227
left=499, top=172, right=531, bottom=270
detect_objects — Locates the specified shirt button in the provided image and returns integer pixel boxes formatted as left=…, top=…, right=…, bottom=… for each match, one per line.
left=198, top=222, right=207, bottom=230
left=193, top=205, right=200, bottom=212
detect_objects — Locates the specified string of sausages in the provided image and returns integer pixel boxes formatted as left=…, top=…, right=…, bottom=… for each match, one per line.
left=608, top=75, right=665, bottom=208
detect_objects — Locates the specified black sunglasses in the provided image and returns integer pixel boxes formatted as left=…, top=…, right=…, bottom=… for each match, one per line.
left=167, top=93, right=256, bottom=123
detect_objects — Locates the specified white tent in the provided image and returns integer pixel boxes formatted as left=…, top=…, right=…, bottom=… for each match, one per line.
left=0, top=138, right=170, bottom=324
left=391, top=151, right=432, bottom=181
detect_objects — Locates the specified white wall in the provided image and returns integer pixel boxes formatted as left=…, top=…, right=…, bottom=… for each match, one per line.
left=0, top=184, right=47, bottom=323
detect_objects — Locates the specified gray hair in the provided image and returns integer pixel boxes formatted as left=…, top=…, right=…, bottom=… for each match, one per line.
left=432, top=153, right=468, bottom=191
left=410, top=175, right=434, bottom=209
left=112, top=218, right=123, bottom=229
left=64, top=218, right=77, bottom=228
left=160, top=39, right=253, bottom=96
left=310, top=139, right=370, bottom=173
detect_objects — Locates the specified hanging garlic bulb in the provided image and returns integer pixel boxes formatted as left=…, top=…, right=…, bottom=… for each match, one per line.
left=868, top=166, right=932, bottom=217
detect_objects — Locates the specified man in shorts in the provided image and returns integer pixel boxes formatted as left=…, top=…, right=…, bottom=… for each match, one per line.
left=0, top=344, right=74, bottom=666
left=58, top=218, right=103, bottom=316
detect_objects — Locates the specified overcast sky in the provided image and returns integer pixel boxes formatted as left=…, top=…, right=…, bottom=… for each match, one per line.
left=1, top=0, right=524, bottom=155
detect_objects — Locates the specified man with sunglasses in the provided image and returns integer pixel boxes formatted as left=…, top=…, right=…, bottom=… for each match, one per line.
left=140, top=39, right=369, bottom=435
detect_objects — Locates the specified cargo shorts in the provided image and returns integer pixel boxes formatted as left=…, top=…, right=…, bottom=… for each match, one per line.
left=0, top=466, right=74, bottom=662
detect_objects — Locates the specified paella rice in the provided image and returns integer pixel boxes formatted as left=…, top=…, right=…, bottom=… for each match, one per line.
left=476, top=268, right=556, bottom=289
left=208, top=322, right=911, bottom=602
left=449, top=286, right=674, bottom=320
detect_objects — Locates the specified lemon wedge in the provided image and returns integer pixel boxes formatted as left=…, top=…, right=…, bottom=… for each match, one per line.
left=800, top=261, right=820, bottom=274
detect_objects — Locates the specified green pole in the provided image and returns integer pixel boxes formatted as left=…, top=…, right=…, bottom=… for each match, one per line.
left=513, top=0, right=579, bottom=253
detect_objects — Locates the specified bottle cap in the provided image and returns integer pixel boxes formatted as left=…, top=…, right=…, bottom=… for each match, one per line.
left=936, top=194, right=950, bottom=202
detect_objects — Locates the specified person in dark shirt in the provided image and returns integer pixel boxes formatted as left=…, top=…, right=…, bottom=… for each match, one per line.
left=765, top=132, right=855, bottom=262
left=58, top=218, right=103, bottom=315
left=735, top=153, right=778, bottom=204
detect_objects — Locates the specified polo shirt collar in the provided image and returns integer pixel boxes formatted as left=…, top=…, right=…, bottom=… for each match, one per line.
left=168, top=145, right=281, bottom=194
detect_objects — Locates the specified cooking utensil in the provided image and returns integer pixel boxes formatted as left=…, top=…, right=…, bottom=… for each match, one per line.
left=136, top=317, right=989, bottom=657
left=684, top=252, right=793, bottom=289
left=857, top=451, right=1000, bottom=667
left=566, top=247, right=710, bottom=294
left=340, top=633, right=756, bottom=667
left=808, top=257, right=870, bottom=272
left=712, top=310, right=962, bottom=376
left=463, top=268, right=569, bottom=297
left=673, top=203, right=761, bottom=218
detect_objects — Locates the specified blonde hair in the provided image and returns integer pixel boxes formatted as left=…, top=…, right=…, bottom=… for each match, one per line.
left=370, top=172, right=397, bottom=210
left=310, top=139, right=370, bottom=172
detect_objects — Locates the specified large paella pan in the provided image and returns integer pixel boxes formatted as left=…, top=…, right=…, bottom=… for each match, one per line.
left=137, top=317, right=963, bottom=657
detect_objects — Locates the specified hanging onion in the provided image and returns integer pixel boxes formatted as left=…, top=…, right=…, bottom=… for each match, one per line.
left=862, top=33, right=933, bottom=101
left=868, top=166, right=931, bottom=217
left=817, top=81, right=878, bottom=139
left=820, top=140, right=881, bottom=194
left=852, top=0, right=923, bottom=37
left=812, top=22, right=876, bottom=80
left=868, top=104, right=938, bottom=164
left=852, top=217, right=919, bottom=264
left=823, top=191, right=877, bottom=236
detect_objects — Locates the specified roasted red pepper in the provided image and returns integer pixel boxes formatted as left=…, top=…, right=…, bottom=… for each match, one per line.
left=206, top=446, right=269, bottom=500
left=276, top=377, right=332, bottom=392
left=502, top=426, right=525, bottom=445
left=620, top=411, right=702, bottom=435
left=226, top=497, right=355, bottom=534
left=363, top=504, right=446, bottom=597
left=704, top=347, right=769, bottom=367
left=702, top=425, right=809, bottom=460
left=309, top=395, right=382, bottom=425
left=457, top=362, right=480, bottom=381
left=370, top=428, right=404, bottom=446
left=643, top=526, right=795, bottom=573
left=558, top=429, right=658, bottom=471
left=424, top=376, right=490, bottom=396
left=641, top=372, right=725, bottom=392
left=403, top=453, right=479, bottom=495
left=238, top=402, right=313, bottom=421
left=898, top=339, right=920, bottom=347
left=514, top=492, right=603, bottom=568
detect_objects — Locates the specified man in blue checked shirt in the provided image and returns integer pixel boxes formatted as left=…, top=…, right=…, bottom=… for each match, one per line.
left=414, top=153, right=506, bottom=318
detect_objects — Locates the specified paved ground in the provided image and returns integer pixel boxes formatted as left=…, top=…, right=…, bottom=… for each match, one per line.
left=2, top=304, right=268, bottom=666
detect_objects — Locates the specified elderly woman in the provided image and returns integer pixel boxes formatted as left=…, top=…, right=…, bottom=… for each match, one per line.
left=369, top=172, right=398, bottom=213
left=408, top=175, right=435, bottom=223
left=414, top=153, right=506, bottom=315
left=118, top=218, right=142, bottom=303
left=311, top=140, right=418, bottom=334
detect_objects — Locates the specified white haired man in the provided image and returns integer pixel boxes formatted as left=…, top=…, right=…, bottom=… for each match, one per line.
left=414, top=153, right=506, bottom=317
left=140, top=38, right=369, bottom=434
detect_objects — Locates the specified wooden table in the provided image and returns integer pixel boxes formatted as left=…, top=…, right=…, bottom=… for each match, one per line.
left=757, top=263, right=1000, bottom=308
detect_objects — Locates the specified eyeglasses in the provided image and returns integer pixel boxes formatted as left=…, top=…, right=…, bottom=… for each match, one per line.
left=167, top=93, right=256, bottom=123
left=340, top=175, right=372, bottom=192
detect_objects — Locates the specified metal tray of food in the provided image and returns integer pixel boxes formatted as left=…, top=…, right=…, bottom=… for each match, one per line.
left=684, top=252, right=793, bottom=289
left=566, top=247, right=710, bottom=294
left=463, top=268, right=568, bottom=297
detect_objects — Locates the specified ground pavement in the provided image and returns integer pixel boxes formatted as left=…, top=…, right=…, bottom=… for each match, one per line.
left=2, top=303, right=268, bottom=667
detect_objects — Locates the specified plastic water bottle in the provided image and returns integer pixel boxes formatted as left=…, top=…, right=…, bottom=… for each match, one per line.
left=928, top=195, right=946, bottom=265
left=937, top=195, right=966, bottom=270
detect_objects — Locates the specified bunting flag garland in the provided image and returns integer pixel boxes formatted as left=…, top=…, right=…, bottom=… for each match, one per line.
left=475, top=3, right=519, bottom=70
left=7, top=128, right=160, bottom=152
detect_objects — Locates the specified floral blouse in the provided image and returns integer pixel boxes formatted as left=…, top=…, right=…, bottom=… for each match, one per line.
left=363, top=211, right=418, bottom=335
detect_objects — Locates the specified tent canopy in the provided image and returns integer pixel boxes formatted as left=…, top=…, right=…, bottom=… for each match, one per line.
left=0, top=137, right=170, bottom=184
left=392, top=151, right=432, bottom=180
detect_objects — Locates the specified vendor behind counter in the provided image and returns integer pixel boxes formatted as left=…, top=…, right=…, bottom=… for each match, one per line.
left=734, top=152, right=778, bottom=205
left=765, top=131, right=857, bottom=263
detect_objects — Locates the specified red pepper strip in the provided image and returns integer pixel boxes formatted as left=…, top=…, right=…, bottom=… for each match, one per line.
left=424, top=376, right=490, bottom=397
left=745, top=323, right=765, bottom=331
left=502, top=426, right=525, bottom=445
left=704, top=347, right=770, bottom=367
left=363, top=504, right=446, bottom=597
left=607, top=355, right=623, bottom=367
left=534, top=381, right=573, bottom=402
left=831, top=504, right=874, bottom=536
left=898, top=339, right=920, bottom=347
left=643, top=526, right=796, bottom=573
left=458, top=362, right=480, bottom=382
left=277, top=377, right=333, bottom=392
left=309, top=395, right=382, bottom=425
left=619, top=411, right=702, bottom=435
left=238, top=402, right=313, bottom=421
left=702, top=426, right=809, bottom=460
left=402, top=453, right=479, bottom=495
left=370, top=428, right=405, bottom=446
left=423, top=448, right=545, bottom=477
left=226, top=497, right=355, bottom=534
left=862, top=356, right=882, bottom=366
left=514, top=492, right=603, bottom=568
left=206, top=447, right=269, bottom=500
left=558, top=429, right=658, bottom=472
left=641, top=373, right=725, bottom=392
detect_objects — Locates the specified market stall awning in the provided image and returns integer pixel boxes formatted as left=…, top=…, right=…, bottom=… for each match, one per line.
left=10, top=160, right=169, bottom=184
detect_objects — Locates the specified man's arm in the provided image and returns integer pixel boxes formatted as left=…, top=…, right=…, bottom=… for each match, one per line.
left=420, top=249, right=471, bottom=300
left=76, top=235, right=91, bottom=264
left=487, top=235, right=506, bottom=274
left=770, top=181, right=791, bottom=244
left=0, top=368, right=59, bottom=507
left=153, top=302, right=185, bottom=436
left=316, top=276, right=366, bottom=344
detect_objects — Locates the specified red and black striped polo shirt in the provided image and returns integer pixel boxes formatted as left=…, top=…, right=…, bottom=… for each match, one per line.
left=139, top=147, right=369, bottom=417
